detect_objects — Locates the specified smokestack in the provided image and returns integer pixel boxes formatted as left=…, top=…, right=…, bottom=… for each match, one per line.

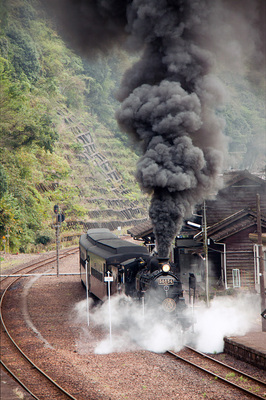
left=157, top=257, right=169, bottom=266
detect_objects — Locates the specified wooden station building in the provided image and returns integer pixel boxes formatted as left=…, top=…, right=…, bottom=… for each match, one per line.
left=128, top=170, right=266, bottom=292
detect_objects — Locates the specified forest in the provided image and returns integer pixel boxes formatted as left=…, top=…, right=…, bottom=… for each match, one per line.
left=0, top=0, right=265, bottom=253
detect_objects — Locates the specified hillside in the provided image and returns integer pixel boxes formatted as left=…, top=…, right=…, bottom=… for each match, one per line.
left=0, top=0, right=265, bottom=253
left=0, top=0, right=149, bottom=253
left=220, top=72, right=265, bottom=172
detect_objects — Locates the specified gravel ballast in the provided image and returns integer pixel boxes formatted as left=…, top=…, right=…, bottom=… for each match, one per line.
left=2, top=251, right=265, bottom=400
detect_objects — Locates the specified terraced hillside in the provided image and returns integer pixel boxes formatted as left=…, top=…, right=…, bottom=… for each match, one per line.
left=57, top=107, right=149, bottom=232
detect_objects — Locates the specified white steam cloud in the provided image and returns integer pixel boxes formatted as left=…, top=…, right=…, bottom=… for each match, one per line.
left=72, top=292, right=260, bottom=355
left=193, top=293, right=260, bottom=353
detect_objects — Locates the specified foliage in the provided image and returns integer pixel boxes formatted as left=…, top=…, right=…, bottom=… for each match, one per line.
left=35, top=227, right=54, bottom=245
left=219, top=73, right=266, bottom=172
left=7, top=23, right=41, bottom=79
left=0, top=58, right=58, bottom=151
left=0, top=0, right=263, bottom=253
left=0, top=0, right=145, bottom=252
left=0, top=165, right=7, bottom=198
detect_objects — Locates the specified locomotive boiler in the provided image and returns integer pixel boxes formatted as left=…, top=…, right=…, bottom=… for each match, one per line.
left=135, top=257, right=186, bottom=315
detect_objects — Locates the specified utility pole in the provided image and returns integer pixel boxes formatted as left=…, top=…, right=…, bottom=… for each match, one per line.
left=203, top=200, right=209, bottom=307
left=257, top=194, right=266, bottom=332
left=6, top=227, right=9, bottom=254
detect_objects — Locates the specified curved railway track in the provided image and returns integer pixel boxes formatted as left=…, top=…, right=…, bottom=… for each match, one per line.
left=0, top=248, right=80, bottom=400
left=167, top=346, right=266, bottom=399
left=2, top=249, right=265, bottom=399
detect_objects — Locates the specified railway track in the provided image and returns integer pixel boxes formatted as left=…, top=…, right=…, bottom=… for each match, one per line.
left=0, top=248, right=80, bottom=400
left=167, top=346, right=266, bottom=399
left=2, top=249, right=265, bottom=399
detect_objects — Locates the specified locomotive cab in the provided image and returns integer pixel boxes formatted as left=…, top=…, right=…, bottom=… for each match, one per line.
left=121, top=257, right=147, bottom=296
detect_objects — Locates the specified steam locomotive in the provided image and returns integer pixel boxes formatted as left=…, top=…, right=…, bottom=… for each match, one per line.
left=79, top=228, right=189, bottom=324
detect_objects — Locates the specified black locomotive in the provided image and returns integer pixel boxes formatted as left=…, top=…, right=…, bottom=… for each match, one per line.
left=136, top=259, right=186, bottom=314
left=79, top=228, right=189, bottom=324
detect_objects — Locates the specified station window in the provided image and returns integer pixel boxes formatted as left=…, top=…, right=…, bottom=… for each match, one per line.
left=232, top=268, right=241, bottom=288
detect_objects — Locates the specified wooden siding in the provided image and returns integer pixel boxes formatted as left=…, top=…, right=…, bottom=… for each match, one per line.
left=224, top=226, right=256, bottom=289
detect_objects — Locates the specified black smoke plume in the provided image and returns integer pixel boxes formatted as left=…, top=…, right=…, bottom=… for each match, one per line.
left=44, top=0, right=265, bottom=257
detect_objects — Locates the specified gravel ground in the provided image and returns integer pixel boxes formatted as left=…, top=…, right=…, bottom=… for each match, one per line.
left=2, top=251, right=265, bottom=400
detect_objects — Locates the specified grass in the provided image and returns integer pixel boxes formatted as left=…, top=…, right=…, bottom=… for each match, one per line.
left=225, top=372, right=236, bottom=379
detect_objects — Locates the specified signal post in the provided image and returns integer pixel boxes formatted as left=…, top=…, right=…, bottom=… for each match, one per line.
left=53, top=205, right=65, bottom=277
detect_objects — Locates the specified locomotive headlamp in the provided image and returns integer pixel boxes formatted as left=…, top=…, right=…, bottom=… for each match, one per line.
left=162, top=263, right=170, bottom=273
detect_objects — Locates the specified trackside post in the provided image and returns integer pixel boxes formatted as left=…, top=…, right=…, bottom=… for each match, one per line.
left=104, top=271, right=113, bottom=346
left=85, top=260, right=89, bottom=327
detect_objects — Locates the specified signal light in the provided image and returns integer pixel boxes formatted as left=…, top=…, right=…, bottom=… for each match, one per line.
left=54, top=205, right=59, bottom=214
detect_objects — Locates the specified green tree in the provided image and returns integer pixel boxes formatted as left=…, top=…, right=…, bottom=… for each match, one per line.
left=0, top=165, right=7, bottom=198
left=7, top=24, right=41, bottom=80
left=0, top=58, right=58, bottom=151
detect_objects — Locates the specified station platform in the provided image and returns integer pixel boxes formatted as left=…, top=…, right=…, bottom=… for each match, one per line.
left=224, top=331, right=266, bottom=370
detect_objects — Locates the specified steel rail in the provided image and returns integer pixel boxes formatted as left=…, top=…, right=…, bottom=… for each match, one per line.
left=1, top=272, right=81, bottom=277
left=1, top=359, right=39, bottom=400
left=0, top=249, right=80, bottom=400
left=186, top=345, right=266, bottom=387
left=0, top=248, right=79, bottom=282
left=167, top=348, right=266, bottom=399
